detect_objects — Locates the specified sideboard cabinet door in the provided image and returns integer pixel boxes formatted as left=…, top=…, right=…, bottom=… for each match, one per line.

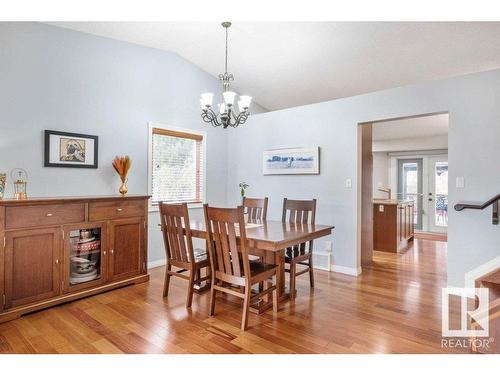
left=4, top=227, right=61, bottom=309
left=108, top=218, right=143, bottom=282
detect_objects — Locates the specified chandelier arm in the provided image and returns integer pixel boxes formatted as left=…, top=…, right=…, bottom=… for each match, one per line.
left=208, top=108, right=223, bottom=127
left=232, top=111, right=249, bottom=126
left=201, top=109, right=222, bottom=127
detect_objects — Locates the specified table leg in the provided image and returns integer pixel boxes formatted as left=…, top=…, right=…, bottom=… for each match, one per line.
left=272, top=249, right=290, bottom=302
left=248, top=248, right=290, bottom=314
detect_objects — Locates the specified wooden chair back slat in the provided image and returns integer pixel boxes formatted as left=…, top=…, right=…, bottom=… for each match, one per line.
left=204, top=205, right=249, bottom=281
left=227, top=223, right=242, bottom=276
left=282, top=198, right=316, bottom=225
left=159, top=202, right=194, bottom=264
left=282, top=198, right=317, bottom=254
left=242, top=197, right=268, bottom=221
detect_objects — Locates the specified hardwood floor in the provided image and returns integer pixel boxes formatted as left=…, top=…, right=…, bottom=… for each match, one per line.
left=0, top=238, right=466, bottom=354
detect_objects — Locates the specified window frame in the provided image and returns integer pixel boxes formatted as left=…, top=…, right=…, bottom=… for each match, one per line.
left=147, top=122, right=207, bottom=211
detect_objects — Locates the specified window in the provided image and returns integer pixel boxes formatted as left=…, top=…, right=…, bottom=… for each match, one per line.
left=150, top=126, right=205, bottom=206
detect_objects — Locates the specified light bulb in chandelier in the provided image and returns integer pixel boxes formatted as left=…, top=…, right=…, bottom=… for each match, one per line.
left=200, top=93, right=213, bottom=108
left=238, top=95, right=252, bottom=111
left=222, top=91, right=236, bottom=106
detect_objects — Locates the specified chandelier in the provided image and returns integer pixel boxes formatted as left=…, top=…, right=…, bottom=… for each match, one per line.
left=200, top=22, right=252, bottom=128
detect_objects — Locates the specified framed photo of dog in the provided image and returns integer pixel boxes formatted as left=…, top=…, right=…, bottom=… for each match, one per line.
left=44, top=130, right=98, bottom=168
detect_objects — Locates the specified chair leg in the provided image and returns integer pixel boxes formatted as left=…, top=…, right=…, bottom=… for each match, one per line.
left=196, top=269, right=201, bottom=286
left=186, top=268, right=195, bottom=308
left=209, top=282, right=216, bottom=316
left=272, top=275, right=279, bottom=313
left=290, top=261, right=296, bottom=300
left=163, top=262, right=172, bottom=297
left=309, top=255, right=315, bottom=288
left=241, top=284, right=252, bottom=331
left=259, top=256, right=264, bottom=291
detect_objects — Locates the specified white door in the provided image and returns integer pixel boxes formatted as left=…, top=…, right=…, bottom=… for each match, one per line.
left=427, top=156, right=448, bottom=233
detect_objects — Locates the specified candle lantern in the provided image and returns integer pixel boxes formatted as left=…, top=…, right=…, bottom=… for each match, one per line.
left=11, top=168, right=28, bottom=200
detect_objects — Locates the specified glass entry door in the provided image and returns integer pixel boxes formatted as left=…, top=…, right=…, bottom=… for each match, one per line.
left=428, top=156, right=448, bottom=233
left=398, top=158, right=423, bottom=230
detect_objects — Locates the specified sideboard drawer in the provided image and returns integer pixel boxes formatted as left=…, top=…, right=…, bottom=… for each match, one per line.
left=5, top=203, right=86, bottom=230
left=89, top=200, right=145, bottom=221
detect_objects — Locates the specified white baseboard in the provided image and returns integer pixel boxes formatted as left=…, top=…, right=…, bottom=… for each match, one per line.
left=148, top=258, right=166, bottom=270
left=464, top=255, right=500, bottom=289
left=331, top=265, right=362, bottom=276
left=147, top=257, right=362, bottom=277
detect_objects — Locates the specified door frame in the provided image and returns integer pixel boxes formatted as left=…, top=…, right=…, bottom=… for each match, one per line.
left=389, top=150, right=448, bottom=233
left=357, top=111, right=449, bottom=271
left=427, top=155, right=449, bottom=233
left=397, top=158, right=424, bottom=230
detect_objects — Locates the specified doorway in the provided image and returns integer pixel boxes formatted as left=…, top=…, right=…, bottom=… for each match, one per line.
left=359, top=112, right=449, bottom=268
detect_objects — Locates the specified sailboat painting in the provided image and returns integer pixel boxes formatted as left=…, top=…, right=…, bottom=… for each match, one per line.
left=263, top=147, right=320, bottom=175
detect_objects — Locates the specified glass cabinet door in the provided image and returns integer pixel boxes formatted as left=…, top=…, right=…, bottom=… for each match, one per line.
left=63, top=222, right=107, bottom=293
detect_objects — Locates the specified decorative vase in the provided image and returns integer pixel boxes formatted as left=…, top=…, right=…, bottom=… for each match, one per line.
left=119, top=179, right=128, bottom=196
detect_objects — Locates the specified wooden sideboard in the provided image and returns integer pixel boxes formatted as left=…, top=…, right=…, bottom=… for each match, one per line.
left=0, top=195, right=150, bottom=323
left=373, top=199, right=414, bottom=253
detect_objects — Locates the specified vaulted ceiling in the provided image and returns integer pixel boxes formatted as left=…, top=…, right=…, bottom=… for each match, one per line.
left=48, top=22, right=500, bottom=111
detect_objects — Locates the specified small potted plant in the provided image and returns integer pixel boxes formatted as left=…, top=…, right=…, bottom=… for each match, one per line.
left=112, top=155, right=132, bottom=196
left=239, top=182, right=249, bottom=199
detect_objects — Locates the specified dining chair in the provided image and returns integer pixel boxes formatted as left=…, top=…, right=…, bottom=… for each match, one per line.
left=282, top=198, right=317, bottom=299
left=242, top=196, right=268, bottom=221
left=203, top=204, right=279, bottom=330
left=159, top=202, right=211, bottom=308
left=242, top=197, right=268, bottom=288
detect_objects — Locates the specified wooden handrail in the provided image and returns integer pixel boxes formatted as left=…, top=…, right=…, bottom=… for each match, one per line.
left=454, top=194, right=500, bottom=225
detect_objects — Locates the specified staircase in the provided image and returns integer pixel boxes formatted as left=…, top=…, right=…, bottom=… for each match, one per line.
left=472, top=268, right=500, bottom=353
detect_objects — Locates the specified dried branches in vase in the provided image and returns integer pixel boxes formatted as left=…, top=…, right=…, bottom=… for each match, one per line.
left=112, top=155, right=132, bottom=196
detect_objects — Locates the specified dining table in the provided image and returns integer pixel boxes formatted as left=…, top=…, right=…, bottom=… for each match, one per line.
left=188, top=219, right=334, bottom=314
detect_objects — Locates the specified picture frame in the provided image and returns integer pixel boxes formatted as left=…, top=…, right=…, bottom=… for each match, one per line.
left=263, top=147, right=320, bottom=175
left=44, top=130, right=99, bottom=168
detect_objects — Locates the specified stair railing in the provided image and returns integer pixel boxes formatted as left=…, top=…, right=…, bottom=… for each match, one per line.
left=454, top=193, right=500, bottom=225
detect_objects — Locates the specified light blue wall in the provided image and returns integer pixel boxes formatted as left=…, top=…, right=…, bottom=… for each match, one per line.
left=0, top=22, right=266, bottom=264
left=1, top=23, right=499, bottom=286
left=227, top=70, right=500, bottom=286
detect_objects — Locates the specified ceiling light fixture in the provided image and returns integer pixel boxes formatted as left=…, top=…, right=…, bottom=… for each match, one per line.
left=200, top=22, right=252, bottom=129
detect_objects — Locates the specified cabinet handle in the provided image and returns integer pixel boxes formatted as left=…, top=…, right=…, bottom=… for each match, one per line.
left=55, top=259, right=59, bottom=264
left=116, top=208, right=123, bottom=212
left=110, top=249, right=114, bottom=255
left=46, top=213, right=53, bottom=217
left=103, top=250, right=107, bottom=255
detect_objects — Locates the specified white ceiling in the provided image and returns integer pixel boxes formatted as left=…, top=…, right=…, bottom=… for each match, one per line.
left=372, top=113, right=448, bottom=141
left=47, top=22, right=500, bottom=111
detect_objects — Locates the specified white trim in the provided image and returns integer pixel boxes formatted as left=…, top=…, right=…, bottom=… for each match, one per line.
left=388, top=149, right=448, bottom=157
left=464, top=255, right=500, bottom=289
left=147, top=122, right=207, bottom=210
left=331, top=265, right=362, bottom=276
left=313, top=250, right=332, bottom=272
left=148, top=258, right=167, bottom=270
left=148, top=256, right=362, bottom=277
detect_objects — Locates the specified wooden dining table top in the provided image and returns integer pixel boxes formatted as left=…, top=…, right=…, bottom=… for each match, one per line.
left=188, top=219, right=334, bottom=252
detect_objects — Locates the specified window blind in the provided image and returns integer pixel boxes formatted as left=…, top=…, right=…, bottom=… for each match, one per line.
left=151, top=128, right=203, bottom=205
